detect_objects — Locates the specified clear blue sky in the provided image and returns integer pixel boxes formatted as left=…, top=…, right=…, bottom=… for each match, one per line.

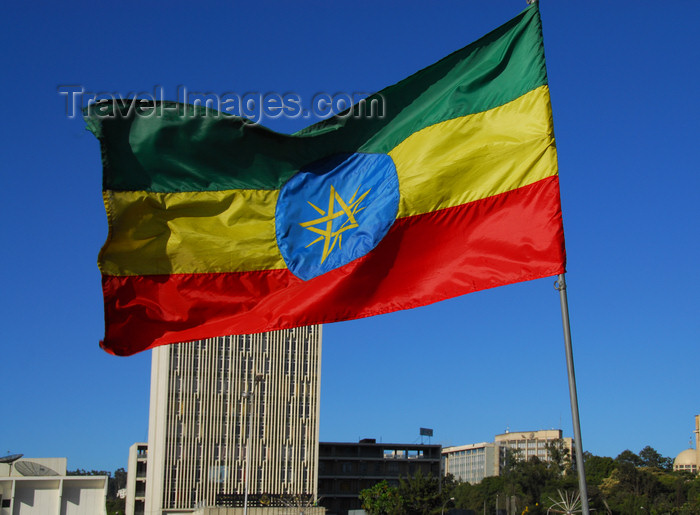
left=1, top=0, right=698, bottom=472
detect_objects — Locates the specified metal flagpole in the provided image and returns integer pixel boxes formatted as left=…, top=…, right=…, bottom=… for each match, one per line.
left=555, top=274, right=590, bottom=515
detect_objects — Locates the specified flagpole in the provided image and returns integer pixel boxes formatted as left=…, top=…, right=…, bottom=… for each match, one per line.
left=555, top=274, right=590, bottom=515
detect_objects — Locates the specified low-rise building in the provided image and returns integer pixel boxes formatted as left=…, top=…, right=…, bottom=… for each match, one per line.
left=442, top=429, right=574, bottom=484
left=317, top=440, right=441, bottom=515
left=0, top=457, right=107, bottom=515
left=441, top=442, right=497, bottom=484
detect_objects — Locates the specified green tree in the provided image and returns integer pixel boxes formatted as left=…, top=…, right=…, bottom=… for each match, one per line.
left=615, top=449, right=643, bottom=467
left=583, top=452, right=615, bottom=485
left=453, top=475, right=505, bottom=514
left=113, top=467, right=127, bottom=490
left=500, top=447, right=522, bottom=476
left=398, top=470, right=448, bottom=515
left=106, top=497, right=125, bottom=515
left=440, top=449, right=700, bottom=515
left=683, top=474, right=700, bottom=513
left=545, top=439, right=572, bottom=474
left=360, top=480, right=404, bottom=515
left=638, top=445, right=673, bottom=471
left=360, top=471, right=457, bottom=515
left=516, top=457, right=549, bottom=508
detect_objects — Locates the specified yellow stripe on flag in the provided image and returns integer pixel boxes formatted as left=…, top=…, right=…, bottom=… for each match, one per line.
left=100, top=188, right=285, bottom=276
left=390, top=85, right=557, bottom=218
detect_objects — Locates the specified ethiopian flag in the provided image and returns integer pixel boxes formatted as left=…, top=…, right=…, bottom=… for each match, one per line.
left=86, top=3, right=565, bottom=356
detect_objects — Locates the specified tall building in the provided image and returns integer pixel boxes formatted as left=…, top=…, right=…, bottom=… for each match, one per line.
left=143, top=327, right=322, bottom=514
left=442, top=429, right=574, bottom=484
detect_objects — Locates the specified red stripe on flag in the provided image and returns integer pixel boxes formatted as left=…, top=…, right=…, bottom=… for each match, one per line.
left=101, top=176, right=565, bottom=356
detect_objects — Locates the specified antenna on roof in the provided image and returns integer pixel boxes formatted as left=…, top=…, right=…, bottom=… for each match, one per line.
left=14, top=461, right=59, bottom=477
left=0, top=453, right=23, bottom=478
left=0, top=454, right=23, bottom=464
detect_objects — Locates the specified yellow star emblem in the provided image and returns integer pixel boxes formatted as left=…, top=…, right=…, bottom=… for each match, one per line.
left=299, top=185, right=371, bottom=264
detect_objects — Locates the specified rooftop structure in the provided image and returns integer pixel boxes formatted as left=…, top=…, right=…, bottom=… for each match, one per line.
left=0, top=457, right=107, bottom=515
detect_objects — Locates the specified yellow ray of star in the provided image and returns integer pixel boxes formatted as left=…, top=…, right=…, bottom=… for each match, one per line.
left=307, top=201, right=325, bottom=215
left=299, top=184, right=372, bottom=264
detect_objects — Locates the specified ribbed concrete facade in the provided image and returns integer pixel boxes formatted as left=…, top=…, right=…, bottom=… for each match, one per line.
left=145, top=327, right=322, bottom=514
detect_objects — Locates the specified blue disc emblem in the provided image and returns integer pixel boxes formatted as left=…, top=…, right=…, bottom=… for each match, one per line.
left=275, top=153, right=399, bottom=281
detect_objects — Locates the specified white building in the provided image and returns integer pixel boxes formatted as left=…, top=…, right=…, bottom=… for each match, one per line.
left=441, top=442, right=497, bottom=484
left=138, top=327, right=322, bottom=514
left=442, top=429, right=574, bottom=484
left=126, top=443, right=148, bottom=515
left=0, top=457, right=107, bottom=515
left=673, top=414, right=700, bottom=474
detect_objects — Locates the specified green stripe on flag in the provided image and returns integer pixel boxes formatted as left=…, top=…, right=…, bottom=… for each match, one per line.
left=87, top=3, right=545, bottom=193
left=299, top=4, right=546, bottom=150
